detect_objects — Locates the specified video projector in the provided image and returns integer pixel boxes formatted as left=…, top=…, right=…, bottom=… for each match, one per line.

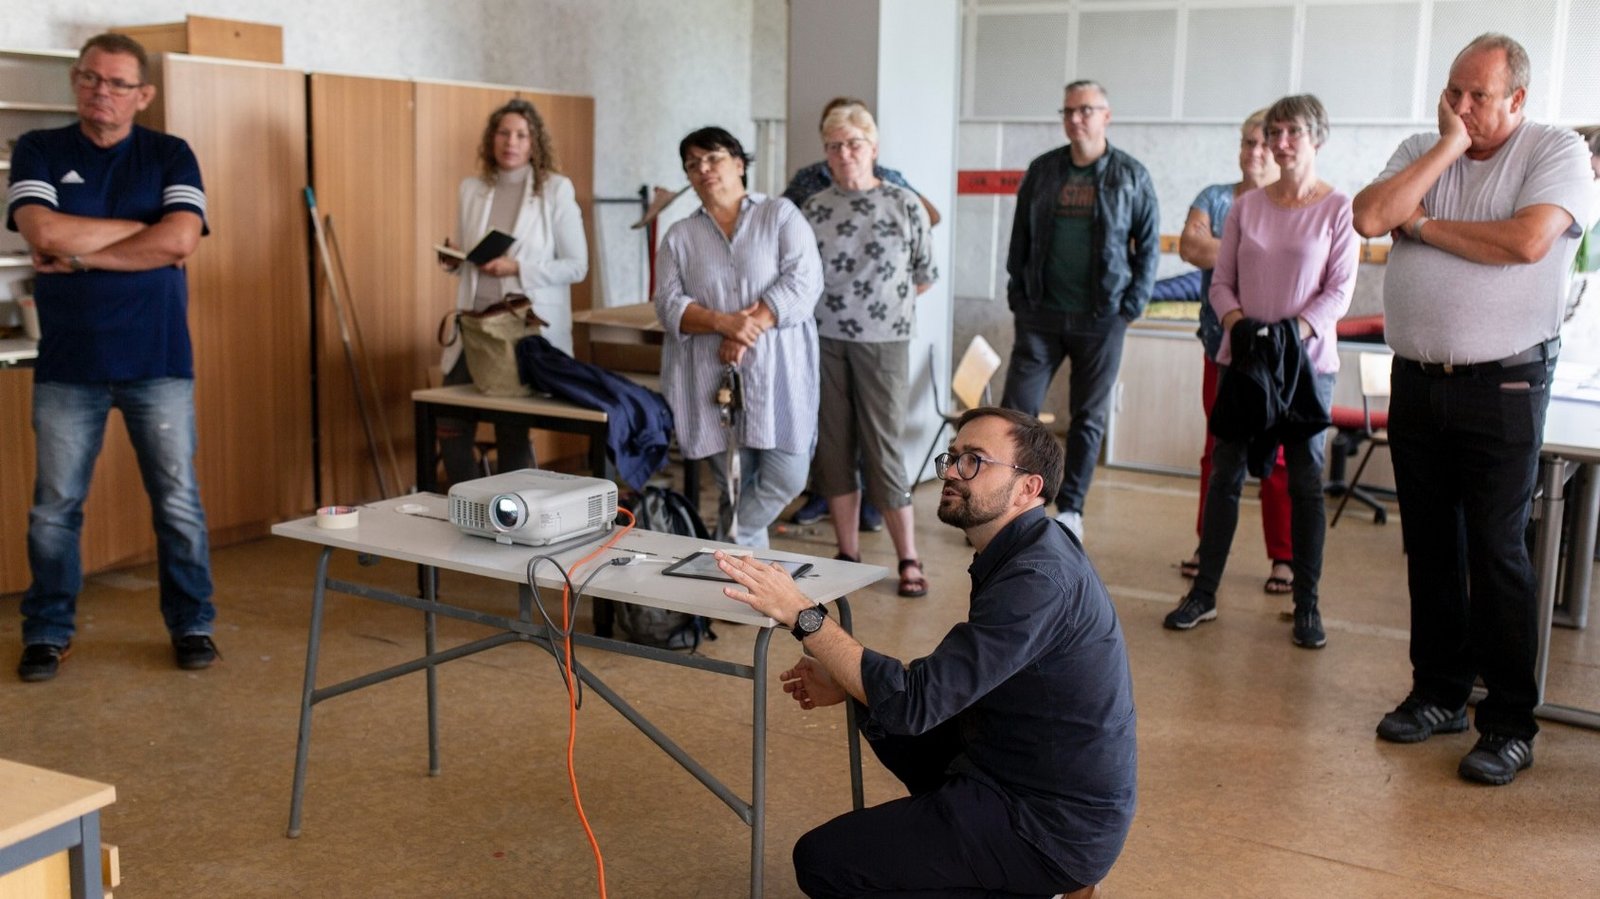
left=448, top=469, right=618, bottom=547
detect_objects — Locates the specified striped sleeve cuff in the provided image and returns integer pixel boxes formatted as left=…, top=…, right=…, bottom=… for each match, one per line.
left=163, top=184, right=207, bottom=217
left=7, top=179, right=58, bottom=210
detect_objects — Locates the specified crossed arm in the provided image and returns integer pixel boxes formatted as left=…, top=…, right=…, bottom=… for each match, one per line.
left=1352, top=94, right=1574, bottom=266
left=16, top=205, right=202, bottom=273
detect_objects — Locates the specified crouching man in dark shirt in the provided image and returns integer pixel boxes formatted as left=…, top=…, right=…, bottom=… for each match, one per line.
left=717, top=406, right=1137, bottom=898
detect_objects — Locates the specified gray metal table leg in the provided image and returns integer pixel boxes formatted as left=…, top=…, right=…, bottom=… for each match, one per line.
left=68, top=812, right=101, bottom=899
left=836, top=598, right=864, bottom=810
left=751, top=625, right=771, bottom=899
left=1554, top=462, right=1597, bottom=629
left=426, top=565, right=441, bottom=776
left=287, top=548, right=334, bottom=838
left=1533, top=459, right=1568, bottom=711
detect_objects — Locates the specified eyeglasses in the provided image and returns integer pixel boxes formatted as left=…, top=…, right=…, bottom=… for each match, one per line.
left=1265, top=125, right=1310, bottom=141
left=72, top=69, right=144, bottom=96
left=1058, top=105, right=1107, bottom=120
left=824, top=137, right=871, bottom=155
left=934, top=451, right=1034, bottom=481
left=683, top=151, right=732, bottom=174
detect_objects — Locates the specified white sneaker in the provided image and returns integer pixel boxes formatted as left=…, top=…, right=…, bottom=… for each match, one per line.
left=1054, top=509, right=1083, bottom=541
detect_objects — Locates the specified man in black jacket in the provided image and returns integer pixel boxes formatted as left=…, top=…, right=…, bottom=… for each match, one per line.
left=716, top=407, right=1136, bottom=896
left=1002, top=79, right=1159, bottom=541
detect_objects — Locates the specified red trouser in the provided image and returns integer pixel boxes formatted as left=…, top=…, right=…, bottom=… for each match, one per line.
left=1197, top=356, right=1293, bottom=561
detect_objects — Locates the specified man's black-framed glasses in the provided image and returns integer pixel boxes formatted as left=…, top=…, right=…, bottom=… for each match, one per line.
left=71, top=69, right=144, bottom=96
left=934, top=451, right=1034, bottom=481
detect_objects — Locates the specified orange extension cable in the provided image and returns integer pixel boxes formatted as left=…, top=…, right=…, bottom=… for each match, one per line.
left=556, top=505, right=635, bottom=899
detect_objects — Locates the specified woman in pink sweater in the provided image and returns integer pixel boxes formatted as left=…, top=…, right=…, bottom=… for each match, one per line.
left=1163, top=94, right=1357, bottom=649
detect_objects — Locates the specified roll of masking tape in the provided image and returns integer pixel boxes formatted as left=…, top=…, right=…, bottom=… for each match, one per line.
left=316, top=505, right=360, bottom=529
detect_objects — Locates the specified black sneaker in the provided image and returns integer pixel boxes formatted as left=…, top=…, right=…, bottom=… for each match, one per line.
left=1292, top=606, right=1327, bottom=649
left=174, top=634, right=220, bottom=670
left=1375, top=696, right=1469, bottom=743
left=1163, top=592, right=1216, bottom=630
left=18, top=643, right=70, bottom=683
left=1458, top=732, right=1533, bottom=785
left=790, top=494, right=829, bottom=526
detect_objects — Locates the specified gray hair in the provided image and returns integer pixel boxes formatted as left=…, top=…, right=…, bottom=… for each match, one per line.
left=1064, top=79, right=1107, bottom=102
left=1266, top=94, right=1330, bottom=145
left=1456, top=33, right=1531, bottom=95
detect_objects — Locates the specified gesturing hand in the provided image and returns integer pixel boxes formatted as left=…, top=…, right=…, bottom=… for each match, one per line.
left=715, top=551, right=811, bottom=626
left=780, top=656, right=847, bottom=709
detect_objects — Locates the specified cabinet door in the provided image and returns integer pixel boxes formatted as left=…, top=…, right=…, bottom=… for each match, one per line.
left=1104, top=324, right=1207, bottom=475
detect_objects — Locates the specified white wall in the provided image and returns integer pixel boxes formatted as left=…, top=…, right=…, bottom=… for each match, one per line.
left=6, top=0, right=765, bottom=307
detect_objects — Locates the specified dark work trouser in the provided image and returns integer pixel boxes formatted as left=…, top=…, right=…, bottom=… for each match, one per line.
left=792, top=718, right=1085, bottom=898
left=1000, top=310, right=1129, bottom=515
left=1388, top=356, right=1551, bottom=740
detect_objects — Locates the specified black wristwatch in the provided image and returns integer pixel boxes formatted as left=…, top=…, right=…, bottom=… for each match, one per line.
left=791, top=603, right=828, bottom=641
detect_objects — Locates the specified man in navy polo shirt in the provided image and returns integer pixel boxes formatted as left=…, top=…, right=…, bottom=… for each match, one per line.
left=7, top=32, right=217, bottom=682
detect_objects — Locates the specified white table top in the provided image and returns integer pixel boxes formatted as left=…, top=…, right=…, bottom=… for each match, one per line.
left=0, top=337, right=37, bottom=366
left=1545, top=394, right=1600, bottom=464
left=411, top=384, right=607, bottom=422
left=271, top=494, right=889, bottom=627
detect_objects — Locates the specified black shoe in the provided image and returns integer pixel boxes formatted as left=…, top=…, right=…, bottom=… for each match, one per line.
left=1292, top=606, right=1327, bottom=649
left=1163, top=592, right=1216, bottom=630
left=1458, top=732, right=1533, bottom=785
left=858, top=502, right=884, bottom=533
left=1375, top=696, right=1469, bottom=743
left=174, top=634, right=220, bottom=670
left=18, top=643, right=70, bottom=683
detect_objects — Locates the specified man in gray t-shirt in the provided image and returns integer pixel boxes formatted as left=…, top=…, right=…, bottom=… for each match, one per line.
left=1353, top=33, right=1596, bottom=787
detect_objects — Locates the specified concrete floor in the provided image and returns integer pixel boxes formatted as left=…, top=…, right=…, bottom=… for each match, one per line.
left=3, top=468, right=1597, bottom=898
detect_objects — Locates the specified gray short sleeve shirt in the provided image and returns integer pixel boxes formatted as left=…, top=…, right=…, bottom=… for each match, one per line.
left=1378, top=121, right=1596, bottom=363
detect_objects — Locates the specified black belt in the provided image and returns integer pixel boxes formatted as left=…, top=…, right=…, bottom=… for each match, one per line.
left=1401, top=337, right=1559, bottom=377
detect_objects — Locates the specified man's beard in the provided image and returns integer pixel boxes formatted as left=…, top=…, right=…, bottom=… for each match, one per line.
left=936, top=481, right=1009, bottom=530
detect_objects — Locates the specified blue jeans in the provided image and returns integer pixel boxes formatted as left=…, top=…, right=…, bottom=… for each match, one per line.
left=701, top=446, right=810, bottom=549
left=1193, top=373, right=1335, bottom=609
left=1388, top=357, right=1550, bottom=740
left=1001, top=311, right=1130, bottom=514
left=22, top=378, right=216, bottom=646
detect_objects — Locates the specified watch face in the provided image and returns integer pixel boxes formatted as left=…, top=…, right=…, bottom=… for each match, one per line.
left=795, top=607, right=825, bottom=636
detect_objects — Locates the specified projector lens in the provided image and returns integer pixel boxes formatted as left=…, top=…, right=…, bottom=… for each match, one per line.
left=490, top=494, right=524, bottom=531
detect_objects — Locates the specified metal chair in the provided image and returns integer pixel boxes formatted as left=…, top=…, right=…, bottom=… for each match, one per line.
left=914, top=336, right=1002, bottom=480
left=1329, top=351, right=1392, bottom=526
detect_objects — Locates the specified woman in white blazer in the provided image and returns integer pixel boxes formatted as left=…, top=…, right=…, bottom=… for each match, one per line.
left=437, top=98, right=588, bottom=481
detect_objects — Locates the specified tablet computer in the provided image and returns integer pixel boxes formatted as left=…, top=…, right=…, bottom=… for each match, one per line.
left=661, top=550, right=813, bottom=582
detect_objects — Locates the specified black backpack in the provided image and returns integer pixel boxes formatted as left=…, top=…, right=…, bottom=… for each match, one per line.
left=594, top=486, right=716, bottom=651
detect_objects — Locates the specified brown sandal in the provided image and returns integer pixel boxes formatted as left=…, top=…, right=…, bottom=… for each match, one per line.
left=898, top=559, right=928, bottom=598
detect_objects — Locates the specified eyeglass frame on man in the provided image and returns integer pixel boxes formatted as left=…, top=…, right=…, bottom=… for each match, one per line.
left=935, top=451, right=1035, bottom=481
left=71, top=68, right=145, bottom=96
left=1058, top=104, right=1107, bottom=121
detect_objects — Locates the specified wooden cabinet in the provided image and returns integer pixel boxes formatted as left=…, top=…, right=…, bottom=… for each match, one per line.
left=113, top=15, right=283, bottom=64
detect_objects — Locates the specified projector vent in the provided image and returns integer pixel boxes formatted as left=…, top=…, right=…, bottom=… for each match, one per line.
left=451, top=496, right=489, bottom=531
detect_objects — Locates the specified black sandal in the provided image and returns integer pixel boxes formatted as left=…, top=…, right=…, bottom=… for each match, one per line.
left=1263, top=559, right=1294, bottom=595
left=898, top=559, right=928, bottom=598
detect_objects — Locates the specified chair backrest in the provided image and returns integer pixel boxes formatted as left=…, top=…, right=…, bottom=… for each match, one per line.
left=951, top=335, right=1001, bottom=411
left=1358, top=352, right=1391, bottom=400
